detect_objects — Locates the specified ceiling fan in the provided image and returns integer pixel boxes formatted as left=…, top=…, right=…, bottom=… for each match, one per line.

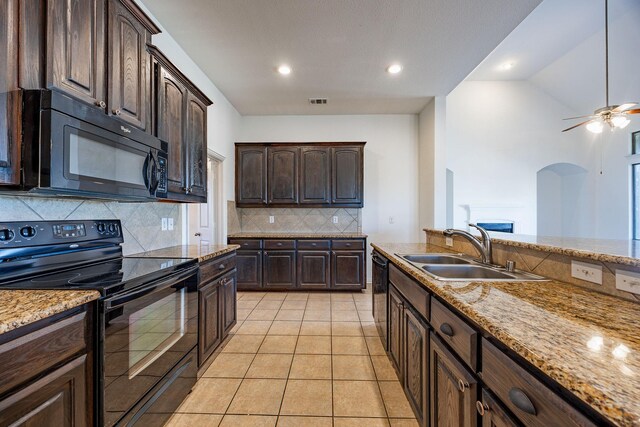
left=562, top=0, right=639, bottom=133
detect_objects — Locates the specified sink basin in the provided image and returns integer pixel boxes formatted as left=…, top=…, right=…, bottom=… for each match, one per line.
left=401, top=254, right=472, bottom=264
left=422, top=264, right=515, bottom=280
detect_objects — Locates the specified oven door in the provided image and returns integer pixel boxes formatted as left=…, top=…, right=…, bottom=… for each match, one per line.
left=43, top=109, right=162, bottom=200
left=372, top=251, right=389, bottom=350
left=100, top=266, right=199, bottom=427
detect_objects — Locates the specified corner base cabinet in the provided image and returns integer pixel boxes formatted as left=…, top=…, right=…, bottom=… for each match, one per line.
left=198, top=252, right=237, bottom=366
left=230, top=237, right=366, bottom=291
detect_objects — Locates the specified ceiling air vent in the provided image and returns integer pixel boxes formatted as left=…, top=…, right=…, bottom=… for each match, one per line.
left=309, top=98, right=328, bottom=105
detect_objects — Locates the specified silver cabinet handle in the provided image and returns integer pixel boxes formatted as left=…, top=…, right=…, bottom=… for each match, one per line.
left=112, top=108, right=121, bottom=115
left=476, top=401, right=488, bottom=416
left=95, top=100, right=106, bottom=108
left=457, top=379, right=469, bottom=392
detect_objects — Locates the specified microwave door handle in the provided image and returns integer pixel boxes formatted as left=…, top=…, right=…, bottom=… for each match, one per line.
left=150, top=153, right=160, bottom=194
left=143, top=152, right=152, bottom=190
left=105, top=266, right=198, bottom=310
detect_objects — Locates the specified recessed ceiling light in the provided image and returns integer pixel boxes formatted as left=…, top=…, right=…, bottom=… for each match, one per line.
left=386, top=64, right=403, bottom=74
left=277, top=64, right=292, bottom=75
left=500, top=62, right=515, bottom=71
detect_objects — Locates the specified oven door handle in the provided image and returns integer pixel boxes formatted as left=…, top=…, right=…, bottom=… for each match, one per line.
left=104, top=265, right=198, bottom=310
left=371, top=253, right=388, bottom=268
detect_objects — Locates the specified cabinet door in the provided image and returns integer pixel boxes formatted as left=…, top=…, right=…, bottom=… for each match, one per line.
left=479, top=389, right=520, bottom=427
left=331, top=146, right=363, bottom=206
left=299, top=146, right=330, bottom=204
left=404, top=308, right=429, bottom=427
left=297, top=250, right=330, bottom=289
left=156, top=66, right=187, bottom=195
left=47, top=0, right=106, bottom=108
left=0, top=355, right=89, bottom=427
left=221, top=273, right=237, bottom=336
left=388, top=286, right=404, bottom=380
left=108, top=0, right=150, bottom=130
left=236, top=250, right=263, bottom=289
left=236, top=146, right=267, bottom=205
left=268, top=146, right=299, bottom=204
left=186, top=93, right=207, bottom=200
left=331, top=251, right=365, bottom=289
left=430, top=333, right=478, bottom=427
left=263, top=251, right=296, bottom=288
left=199, top=282, right=221, bottom=365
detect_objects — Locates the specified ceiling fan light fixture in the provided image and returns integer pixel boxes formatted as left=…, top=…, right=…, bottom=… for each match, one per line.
left=611, top=115, right=631, bottom=129
left=586, top=120, right=604, bottom=134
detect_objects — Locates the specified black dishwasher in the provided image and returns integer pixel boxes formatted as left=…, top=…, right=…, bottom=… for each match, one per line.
left=371, top=250, right=389, bottom=349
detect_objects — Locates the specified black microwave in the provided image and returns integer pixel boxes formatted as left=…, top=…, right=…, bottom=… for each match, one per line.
left=20, top=90, right=167, bottom=201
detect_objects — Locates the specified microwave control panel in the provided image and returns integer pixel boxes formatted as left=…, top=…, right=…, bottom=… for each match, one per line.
left=157, top=156, right=168, bottom=195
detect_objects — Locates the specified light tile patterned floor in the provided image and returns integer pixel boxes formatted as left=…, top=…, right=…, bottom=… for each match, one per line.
left=167, top=291, right=419, bottom=427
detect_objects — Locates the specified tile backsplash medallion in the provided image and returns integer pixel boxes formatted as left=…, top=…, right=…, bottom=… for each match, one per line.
left=0, top=196, right=181, bottom=255
left=227, top=202, right=362, bottom=234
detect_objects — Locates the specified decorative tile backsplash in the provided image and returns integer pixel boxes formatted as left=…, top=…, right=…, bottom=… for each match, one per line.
left=227, top=202, right=361, bottom=234
left=0, top=196, right=182, bottom=255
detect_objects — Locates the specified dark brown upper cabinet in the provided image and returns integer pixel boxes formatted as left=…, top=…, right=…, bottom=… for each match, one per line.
left=299, top=146, right=331, bottom=204
left=107, top=0, right=158, bottom=131
left=46, top=0, right=106, bottom=108
left=332, top=145, right=363, bottom=206
left=150, top=45, right=212, bottom=203
left=0, top=0, right=20, bottom=185
left=235, top=142, right=364, bottom=208
left=268, top=146, right=299, bottom=204
left=236, top=146, right=268, bottom=205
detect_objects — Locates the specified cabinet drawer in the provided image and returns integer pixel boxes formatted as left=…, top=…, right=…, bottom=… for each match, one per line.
left=200, top=253, right=236, bottom=283
left=264, top=240, right=296, bottom=250
left=430, top=299, right=478, bottom=370
left=389, top=264, right=429, bottom=320
left=332, top=239, right=364, bottom=250
left=297, top=240, right=331, bottom=250
left=230, top=239, right=262, bottom=250
left=481, top=339, right=595, bottom=427
left=0, top=311, right=88, bottom=396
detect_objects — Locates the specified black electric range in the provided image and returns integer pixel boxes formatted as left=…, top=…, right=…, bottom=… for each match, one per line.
left=0, top=219, right=200, bottom=427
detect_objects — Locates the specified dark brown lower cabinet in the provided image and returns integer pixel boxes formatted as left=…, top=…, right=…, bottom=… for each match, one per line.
left=404, top=307, right=429, bottom=427
left=236, top=251, right=263, bottom=289
left=297, top=250, right=330, bottom=289
left=430, top=333, right=478, bottom=427
left=263, top=250, right=296, bottom=288
left=0, top=355, right=88, bottom=427
left=199, top=280, right=221, bottom=364
left=478, top=388, right=520, bottom=427
left=221, top=272, right=237, bottom=335
left=388, top=286, right=404, bottom=380
left=331, top=250, right=365, bottom=289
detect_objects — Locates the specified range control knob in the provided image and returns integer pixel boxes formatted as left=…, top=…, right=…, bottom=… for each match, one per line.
left=97, top=223, right=106, bottom=233
left=108, top=224, right=116, bottom=233
left=0, top=229, right=15, bottom=242
left=20, top=226, right=36, bottom=238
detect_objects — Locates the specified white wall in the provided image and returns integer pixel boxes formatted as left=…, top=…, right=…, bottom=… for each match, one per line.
left=445, top=80, right=597, bottom=235
left=137, top=1, right=242, bottom=239
left=238, top=115, right=420, bottom=280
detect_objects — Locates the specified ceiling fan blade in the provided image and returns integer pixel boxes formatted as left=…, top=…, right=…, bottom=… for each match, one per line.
left=562, top=114, right=595, bottom=121
left=612, top=103, right=638, bottom=112
left=626, top=109, right=640, bottom=115
left=562, top=120, right=592, bottom=132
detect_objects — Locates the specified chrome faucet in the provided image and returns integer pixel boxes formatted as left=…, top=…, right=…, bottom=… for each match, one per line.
left=443, top=224, right=493, bottom=265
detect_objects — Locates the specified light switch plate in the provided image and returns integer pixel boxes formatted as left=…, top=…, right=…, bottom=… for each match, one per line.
left=332, top=216, right=338, bottom=224
left=161, top=218, right=168, bottom=231
left=168, top=218, right=174, bottom=231
left=445, top=237, right=453, bottom=247
left=269, top=216, right=275, bottom=223
left=615, top=269, right=640, bottom=295
left=571, top=260, right=602, bottom=284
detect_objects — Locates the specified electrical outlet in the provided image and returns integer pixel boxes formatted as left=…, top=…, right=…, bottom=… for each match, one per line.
left=168, top=218, right=174, bottom=231
left=571, top=260, right=602, bottom=284
left=161, top=218, right=168, bottom=231
left=389, top=216, right=395, bottom=224
left=615, top=269, right=640, bottom=295
left=269, top=215, right=275, bottom=224
left=445, top=237, right=453, bottom=247
left=332, top=216, right=338, bottom=224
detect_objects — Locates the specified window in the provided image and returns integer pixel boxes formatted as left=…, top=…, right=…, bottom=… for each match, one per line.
left=632, top=131, right=640, bottom=239
left=634, top=131, right=640, bottom=155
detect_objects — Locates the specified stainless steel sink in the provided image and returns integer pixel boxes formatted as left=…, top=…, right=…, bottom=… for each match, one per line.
left=400, top=254, right=472, bottom=264
left=396, top=253, right=548, bottom=282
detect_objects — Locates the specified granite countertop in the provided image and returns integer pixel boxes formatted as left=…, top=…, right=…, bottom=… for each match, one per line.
left=425, top=228, right=640, bottom=267
left=132, top=244, right=240, bottom=262
left=0, top=290, right=100, bottom=335
left=372, top=242, right=640, bottom=426
left=228, top=232, right=368, bottom=239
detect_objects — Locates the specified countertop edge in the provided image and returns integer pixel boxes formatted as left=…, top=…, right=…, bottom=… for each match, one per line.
left=228, top=233, right=368, bottom=239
